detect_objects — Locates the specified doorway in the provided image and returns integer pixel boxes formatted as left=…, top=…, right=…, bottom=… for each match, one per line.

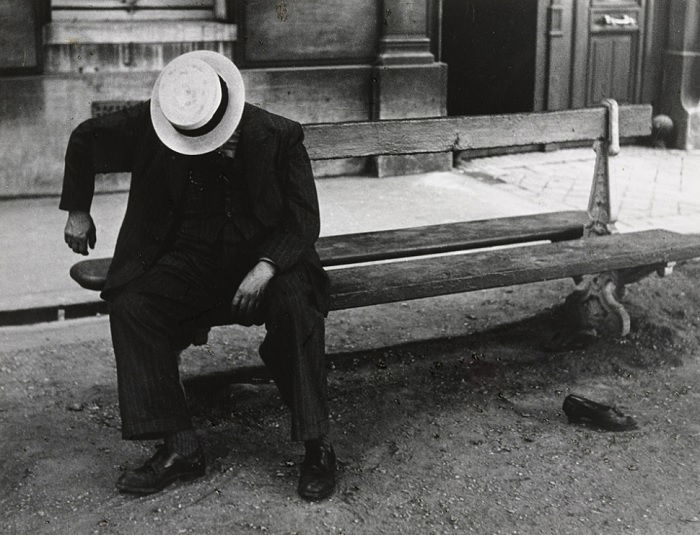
left=442, top=0, right=539, bottom=116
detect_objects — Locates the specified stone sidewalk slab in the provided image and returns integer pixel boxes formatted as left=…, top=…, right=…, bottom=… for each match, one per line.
left=458, top=146, right=700, bottom=234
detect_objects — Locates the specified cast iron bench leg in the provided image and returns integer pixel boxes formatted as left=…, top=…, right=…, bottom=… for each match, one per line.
left=564, top=100, right=674, bottom=338
left=566, top=263, right=676, bottom=338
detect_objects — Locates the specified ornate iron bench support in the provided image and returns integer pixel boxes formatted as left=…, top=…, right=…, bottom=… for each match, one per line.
left=568, top=99, right=674, bottom=338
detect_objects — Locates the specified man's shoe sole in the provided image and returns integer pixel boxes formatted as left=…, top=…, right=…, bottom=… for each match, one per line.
left=298, top=485, right=335, bottom=502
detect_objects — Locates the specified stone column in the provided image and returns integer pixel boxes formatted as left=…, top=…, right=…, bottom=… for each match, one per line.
left=377, top=0, right=435, bottom=67
left=372, top=0, right=449, bottom=176
left=660, top=0, right=700, bottom=149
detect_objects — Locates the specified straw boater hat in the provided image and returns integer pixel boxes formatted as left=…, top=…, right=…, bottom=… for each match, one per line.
left=150, top=51, right=245, bottom=155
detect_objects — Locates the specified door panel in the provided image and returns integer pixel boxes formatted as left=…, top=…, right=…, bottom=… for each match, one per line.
left=587, top=33, right=637, bottom=104
left=572, top=0, right=645, bottom=108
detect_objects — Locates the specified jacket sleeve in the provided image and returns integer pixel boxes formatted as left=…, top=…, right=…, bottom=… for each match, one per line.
left=59, top=102, right=149, bottom=213
left=257, top=123, right=321, bottom=272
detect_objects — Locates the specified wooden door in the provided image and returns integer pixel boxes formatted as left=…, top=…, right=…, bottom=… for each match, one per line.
left=572, top=0, right=646, bottom=107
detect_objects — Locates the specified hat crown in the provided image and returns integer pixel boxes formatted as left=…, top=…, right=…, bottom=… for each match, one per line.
left=157, top=58, right=222, bottom=131
left=151, top=50, right=245, bottom=155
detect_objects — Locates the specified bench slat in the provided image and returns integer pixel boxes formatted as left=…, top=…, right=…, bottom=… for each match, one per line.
left=70, top=211, right=588, bottom=290
left=304, top=105, right=652, bottom=160
left=70, top=259, right=111, bottom=292
left=328, top=230, right=700, bottom=310
left=317, top=211, right=587, bottom=266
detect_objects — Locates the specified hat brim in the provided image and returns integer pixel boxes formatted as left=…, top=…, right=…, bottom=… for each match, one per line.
left=151, top=51, right=245, bottom=156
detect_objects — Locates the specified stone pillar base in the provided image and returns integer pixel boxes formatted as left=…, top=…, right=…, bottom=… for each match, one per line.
left=660, top=50, right=700, bottom=149
left=369, top=61, right=449, bottom=176
left=372, top=63, right=447, bottom=120
left=672, top=109, right=700, bottom=151
left=659, top=0, right=700, bottom=150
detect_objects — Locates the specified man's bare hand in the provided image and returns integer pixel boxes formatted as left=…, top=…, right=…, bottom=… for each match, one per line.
left=231, top=261, right=277, bottom=323
left=64, top=210, right=96, bottom=256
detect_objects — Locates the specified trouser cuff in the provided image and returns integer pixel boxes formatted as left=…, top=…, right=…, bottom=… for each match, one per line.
left=121, top=416, right=193, bottom=441
left=291, top=418, right=330, bottom=443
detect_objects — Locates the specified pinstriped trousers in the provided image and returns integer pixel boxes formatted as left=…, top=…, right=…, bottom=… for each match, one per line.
left=107, top=244, right=329, bottom=443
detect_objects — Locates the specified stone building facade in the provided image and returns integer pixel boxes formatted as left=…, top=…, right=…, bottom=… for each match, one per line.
left=0, top=0, right=697, bottom=197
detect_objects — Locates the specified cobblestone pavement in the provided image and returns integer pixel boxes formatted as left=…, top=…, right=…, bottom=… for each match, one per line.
left=458, top=146, right=700, bottom=234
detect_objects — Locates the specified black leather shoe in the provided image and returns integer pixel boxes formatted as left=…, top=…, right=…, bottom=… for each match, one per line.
left=298, top=444, right=336, bottom=501
left=563, top=394, right=638, bottom=431
left=116, top=444, right=206, bottom=495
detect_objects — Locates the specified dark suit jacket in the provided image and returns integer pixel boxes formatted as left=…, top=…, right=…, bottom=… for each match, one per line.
left=59, top=102, right=330, bottom=312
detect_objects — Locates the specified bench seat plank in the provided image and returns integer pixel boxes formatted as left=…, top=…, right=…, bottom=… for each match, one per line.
left=70, top=211, right=588, bottom=290
left=70, top=258, right=112, bottom=292
left=328, top=230, right=700, bottom=310
left=317, top=211, right=588, bottom=266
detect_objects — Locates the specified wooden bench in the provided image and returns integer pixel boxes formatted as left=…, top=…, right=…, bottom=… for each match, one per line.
left=70, top=101, right=700, bottom=342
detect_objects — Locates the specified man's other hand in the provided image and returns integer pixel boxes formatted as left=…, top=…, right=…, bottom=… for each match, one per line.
left=64, top=210, right=97, bottom=256
left=231, top=260, right=277, bottom=323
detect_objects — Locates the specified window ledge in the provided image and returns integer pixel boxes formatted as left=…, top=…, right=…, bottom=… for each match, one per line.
left=44, top=20, right=237, bottom=45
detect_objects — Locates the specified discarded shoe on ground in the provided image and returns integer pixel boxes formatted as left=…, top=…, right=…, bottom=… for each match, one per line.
left=563, top=394, right=638, bottom=431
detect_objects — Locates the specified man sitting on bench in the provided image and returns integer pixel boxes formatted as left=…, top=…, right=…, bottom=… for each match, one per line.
left=60, top=51, right=336, bottom=501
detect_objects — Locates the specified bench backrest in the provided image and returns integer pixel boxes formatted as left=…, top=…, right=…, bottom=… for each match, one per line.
left=303, top=105, right=651, bottom=160
left=93, top=101, right=651, bottom=161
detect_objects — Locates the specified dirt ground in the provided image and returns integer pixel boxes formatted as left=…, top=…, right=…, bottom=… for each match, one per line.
left=2, top=261, right=700, bottom=535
